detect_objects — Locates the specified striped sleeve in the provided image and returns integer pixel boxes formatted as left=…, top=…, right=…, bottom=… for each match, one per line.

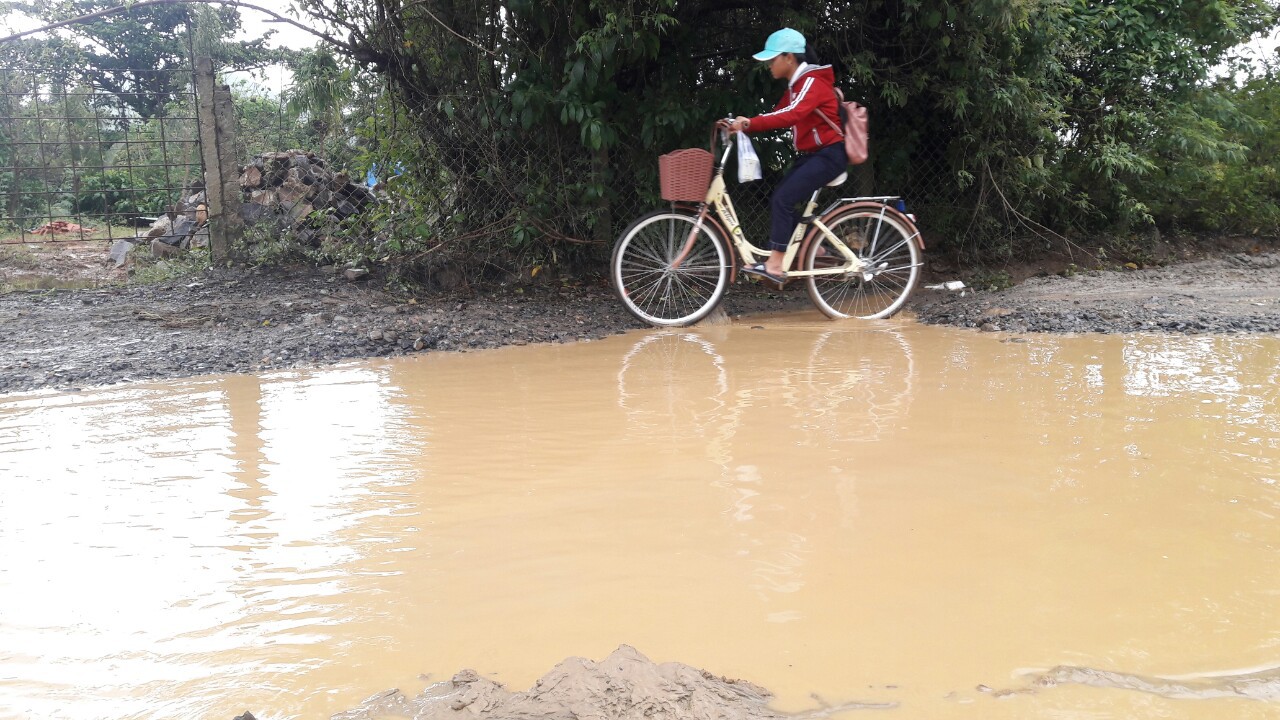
left=746, top=77, right=818, bottom=134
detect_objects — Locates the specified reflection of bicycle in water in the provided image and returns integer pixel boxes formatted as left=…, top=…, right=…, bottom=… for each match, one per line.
left=615, top=325, right=917, bottom=605
left=794, top=325, right=916, bottom=444
left=611, top=125, right=924, bottom=327
left=616, top=331, right=729, bottom=439
left=615, top=325, right=916, bottom=451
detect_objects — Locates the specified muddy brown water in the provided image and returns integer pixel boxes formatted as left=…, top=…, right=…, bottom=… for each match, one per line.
left=2, top=314, right=1279, bottom=720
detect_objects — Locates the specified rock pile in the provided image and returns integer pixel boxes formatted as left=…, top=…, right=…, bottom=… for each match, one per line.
left=131, top=188, right=209, bottom=262
left=238, top=150, right=376, bottom=242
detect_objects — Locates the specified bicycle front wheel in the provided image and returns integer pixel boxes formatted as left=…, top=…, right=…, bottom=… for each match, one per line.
left=804, top=205, right=921, bottom=319
left=611, top=210, right=731, bottom=327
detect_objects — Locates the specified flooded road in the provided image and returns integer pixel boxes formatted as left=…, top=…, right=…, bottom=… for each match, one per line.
left=2, top=316, right=1279, bottom=720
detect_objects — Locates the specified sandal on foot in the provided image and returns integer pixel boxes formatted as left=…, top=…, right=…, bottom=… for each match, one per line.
left=742, top=263, right=786, bottom=285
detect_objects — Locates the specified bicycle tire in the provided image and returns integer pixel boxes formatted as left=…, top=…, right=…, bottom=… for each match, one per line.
left=803, top=204, right=921, bottom=320
left=611, top=209, right=732, bottom=327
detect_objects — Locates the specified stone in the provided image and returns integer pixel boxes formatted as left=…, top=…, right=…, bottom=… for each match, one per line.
left=109, top=239, right=134, bottom=268
left=367, top=330, right=384, bottom=342
left=240, top=165, right=263, bottom=189
left=277, top=168, right=309, bottom=205
left=980, top=322, right=1001, bottom=332
left=287, top=201, right=315, bottom=222
left=249, top=189, right=278, bottom=206
left=156, top=216, right=195, bottom=247
left=189, top=227, right=210, bottom=249
left=151, top=239, right=183, bottom=259
left=344, top=268, right=369, bottom=281
left=145, top=215, right=174, bottom=239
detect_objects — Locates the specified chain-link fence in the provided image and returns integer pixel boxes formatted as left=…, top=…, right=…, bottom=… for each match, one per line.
left=228, top=74, right=969, bottom=277
left=1, top=51, right=977, bottom=276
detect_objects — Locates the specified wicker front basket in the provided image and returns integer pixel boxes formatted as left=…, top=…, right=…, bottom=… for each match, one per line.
left=658, top=148, right=713, bottom=202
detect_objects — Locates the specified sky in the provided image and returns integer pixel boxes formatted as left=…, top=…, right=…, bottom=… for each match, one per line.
left=0, top=0, right=319, bottom=94
left=233, top=0, right=318, bottom=51
left=0, top=0, right=316, bottom=50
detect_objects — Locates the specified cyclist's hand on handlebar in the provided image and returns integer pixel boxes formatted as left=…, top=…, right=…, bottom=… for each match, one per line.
left=717, top=116, right=751, bottom=134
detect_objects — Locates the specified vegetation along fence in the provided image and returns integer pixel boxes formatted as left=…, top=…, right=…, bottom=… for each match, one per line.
left=4, top=0, right=1278, bottom=283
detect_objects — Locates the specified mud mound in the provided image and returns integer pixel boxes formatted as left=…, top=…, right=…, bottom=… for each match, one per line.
left=333, top=646, right=894, bottom=720
left=988, top=664, right=1280, bottom=702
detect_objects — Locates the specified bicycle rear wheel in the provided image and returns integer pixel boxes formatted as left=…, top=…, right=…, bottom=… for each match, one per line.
left=611, top=210, right=731, bottom=327
left=804, top=205, right=921, bottom=319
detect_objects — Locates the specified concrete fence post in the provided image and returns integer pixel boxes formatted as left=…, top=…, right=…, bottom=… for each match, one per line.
left=195, top=56, right=243, bottom=262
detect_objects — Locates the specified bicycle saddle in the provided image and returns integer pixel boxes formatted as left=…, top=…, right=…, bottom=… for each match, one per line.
left=826, top=172, right=848, bottom=187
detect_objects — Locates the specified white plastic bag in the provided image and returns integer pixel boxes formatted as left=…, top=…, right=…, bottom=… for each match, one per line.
left=736, top=134, right=763, bottom=183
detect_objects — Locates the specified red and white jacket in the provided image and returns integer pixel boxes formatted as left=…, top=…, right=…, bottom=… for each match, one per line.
left=746, top=64, right=843, bottom=153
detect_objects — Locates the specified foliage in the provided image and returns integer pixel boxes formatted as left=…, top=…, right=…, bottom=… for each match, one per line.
left=129, top=241, right=208, bottom=284
left=73, top=169, right=173, bottom=215
left=278, top=0, right=1279, bottom=272
left=232, top=85, right=310, bottom=158
left=7, top=0, right=1277, bottom=276
left=1142, top=60, right=1280, bottom=234
left=286, top=49, right=352, bottom=154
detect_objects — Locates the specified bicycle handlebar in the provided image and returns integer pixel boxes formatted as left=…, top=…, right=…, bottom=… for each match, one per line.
left=709, top=119, right=736, bottom=175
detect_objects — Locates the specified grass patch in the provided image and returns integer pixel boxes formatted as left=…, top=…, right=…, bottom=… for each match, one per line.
left=967, top=269, right=1015, bottom=292
left=128, top=243, right=208, bottom=285
left=0, top=244, right=41, bottom=270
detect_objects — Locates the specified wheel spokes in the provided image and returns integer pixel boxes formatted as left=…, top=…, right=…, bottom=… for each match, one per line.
left=616, top=215, right=726, bottom=323
left=809, top=211, right=918, bottom=319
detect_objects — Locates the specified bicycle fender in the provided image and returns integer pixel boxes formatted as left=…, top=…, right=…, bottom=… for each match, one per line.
left=799, top=201, right=925, bottom=260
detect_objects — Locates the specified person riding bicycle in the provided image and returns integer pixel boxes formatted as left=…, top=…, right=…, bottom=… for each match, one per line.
left=721, top=28, right=846, bottom=283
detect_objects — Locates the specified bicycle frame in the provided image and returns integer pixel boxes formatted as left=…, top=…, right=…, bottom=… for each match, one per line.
left=671, top=132, right=921, bottom=280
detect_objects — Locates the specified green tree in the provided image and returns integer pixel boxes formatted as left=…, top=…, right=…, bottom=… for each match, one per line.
left=285, top=0, right=1280, bottom=267
left=9, top=0, right=282, bottom=119
left=285, top=48, right=355, bottom=159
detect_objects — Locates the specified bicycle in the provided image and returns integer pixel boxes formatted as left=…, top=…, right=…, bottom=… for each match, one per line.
left=611, top=124, right=925, bottom=327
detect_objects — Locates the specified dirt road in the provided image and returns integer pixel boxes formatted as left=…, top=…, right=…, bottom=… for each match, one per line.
left=912, top=250, right=1280, bottom=334
left=3, top=249, right=1279, bottom=395
left=0, top=267, right=811, bottom=394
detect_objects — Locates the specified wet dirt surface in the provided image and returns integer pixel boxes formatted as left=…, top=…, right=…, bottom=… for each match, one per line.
left=0, top=267, right=809, bottom=394
left=0, top=238, right=130, bottom=292
left=995, top=663, right=1280, bottom=702
left=913, top=250, right=1280, bottom=334
left=4, top=247, right=1280, bottom=395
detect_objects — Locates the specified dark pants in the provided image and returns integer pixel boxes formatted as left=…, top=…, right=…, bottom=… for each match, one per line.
left=769, top=143, right=848, bottom=251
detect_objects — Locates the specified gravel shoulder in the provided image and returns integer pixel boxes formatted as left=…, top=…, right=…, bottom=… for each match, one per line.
left=911, top=249, right=1280, bottom=334
left=0, top=267, right=812, bottom=395
left=3, top=248, right=1279, bottom=396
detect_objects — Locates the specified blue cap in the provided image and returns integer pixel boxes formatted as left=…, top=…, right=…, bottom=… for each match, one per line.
left=752, top=28, right=806, bottom=61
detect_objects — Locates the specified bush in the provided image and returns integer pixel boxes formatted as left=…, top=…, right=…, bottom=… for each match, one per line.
left=73, top=170, right=172, bottom=216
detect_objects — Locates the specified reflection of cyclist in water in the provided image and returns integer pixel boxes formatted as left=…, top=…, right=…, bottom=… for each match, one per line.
left=718, top=28, right=846, bottom=283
